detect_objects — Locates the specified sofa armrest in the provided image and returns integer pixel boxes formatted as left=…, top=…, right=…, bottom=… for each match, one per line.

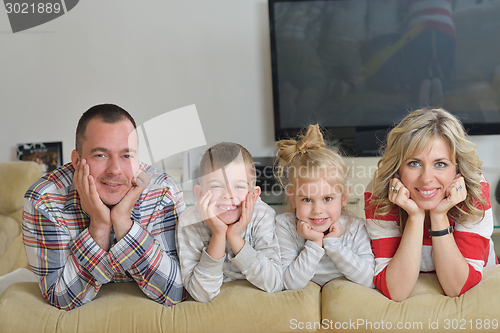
left=0, top=161, right=43, bottom=216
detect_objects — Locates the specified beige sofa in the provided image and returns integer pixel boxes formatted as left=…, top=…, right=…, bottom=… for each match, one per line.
left=2, top=160, right=500, bottom=333
left=0, top=161, right=42, bottom=276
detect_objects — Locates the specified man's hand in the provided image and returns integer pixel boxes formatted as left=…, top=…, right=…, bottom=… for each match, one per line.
left=73, top=159, right=112, bottom=251
left=111, top=171, right=151, bottom=242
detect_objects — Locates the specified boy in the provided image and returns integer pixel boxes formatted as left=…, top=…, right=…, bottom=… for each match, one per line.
left=176, top=142, right=282, bottom=302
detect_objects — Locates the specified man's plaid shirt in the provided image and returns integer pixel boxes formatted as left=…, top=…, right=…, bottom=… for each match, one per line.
left=22, top=162, right=186, bottom=310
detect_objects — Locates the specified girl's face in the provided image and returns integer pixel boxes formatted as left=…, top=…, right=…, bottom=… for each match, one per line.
left=398, top=137, right=458, bottom=211
left=290, top=177, right=348, bottom=233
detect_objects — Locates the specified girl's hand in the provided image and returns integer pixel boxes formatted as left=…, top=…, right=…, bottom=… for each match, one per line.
left=431, top=174, right=467, bottom=216
left=297, top=219, right=324, bottom=247
left=388, top=177, right=424, bottom=218
left=324, top=219, right=343, bottom=239
left=197, top=190, right=227, bottom=236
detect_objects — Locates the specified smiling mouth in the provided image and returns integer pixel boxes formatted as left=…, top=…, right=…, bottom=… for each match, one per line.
left=217, top=205, right=240, bottom=212
left=101, top=181, right=127, bottom=189
left=309, top=218, right=329, bottom=225
left=416, top=188, right=439, bottom=198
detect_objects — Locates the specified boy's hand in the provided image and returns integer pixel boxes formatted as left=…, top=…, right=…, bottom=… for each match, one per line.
left=227, top=191, right=256, bottom=255
left=297, top=220, right=324, bottom=247
left=111, top=171, right=151, bottom=242
left=197, top=190, right=228, bottom=236
left=227, top=191, right=255, bottom=239
left=73, top=159, right=112, bottom=251
left=324, top=219, right=343, bottom=239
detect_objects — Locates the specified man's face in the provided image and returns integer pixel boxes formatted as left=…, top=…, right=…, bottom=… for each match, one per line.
left=71, top=118, right=139, bottom=206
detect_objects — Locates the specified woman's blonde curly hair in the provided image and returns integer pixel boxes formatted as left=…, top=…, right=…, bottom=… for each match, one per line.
left=369, top=108, right=485, bottom=229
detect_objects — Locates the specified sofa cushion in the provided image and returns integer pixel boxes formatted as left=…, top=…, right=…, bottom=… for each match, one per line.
left=0, top=280, right=321, bottom=333
left=0, top=161, right=42, bottom=215
left=322, top=265, right=500, bottom=331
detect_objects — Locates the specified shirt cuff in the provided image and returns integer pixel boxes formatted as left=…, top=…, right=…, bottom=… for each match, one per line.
left=323, top=237, right=342, bottom=251
left=229, top=242, right=257, bottom=272
left=70, top=228, right=114, bottom=284
left=304, top=239, right=325, bottom=255
left=198, top=247, right=225, bottom=272
left=108, top=222, right=154, bottom=272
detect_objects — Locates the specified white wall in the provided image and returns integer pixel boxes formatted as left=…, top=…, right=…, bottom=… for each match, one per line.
left=0, top=0, right=276, bottom=170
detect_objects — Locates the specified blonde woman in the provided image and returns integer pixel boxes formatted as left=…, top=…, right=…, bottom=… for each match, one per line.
left=365, top=108, right=497, bottom=301
left=275, top=124, right=375, bottom=290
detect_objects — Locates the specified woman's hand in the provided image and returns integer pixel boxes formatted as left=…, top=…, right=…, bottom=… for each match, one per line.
left=431, top=174, right=467, bottom=216
left=388, top=177, right=424, bottom=218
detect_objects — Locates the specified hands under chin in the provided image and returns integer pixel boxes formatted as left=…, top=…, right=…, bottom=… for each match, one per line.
left=389, top=174, right=466, bottom=219
left=431, top=174, right=467, bottom=217
left=110, top=171, right=152, bottom=241
left=73, top=160, right=151, bottom=250
left=296, top=219, right=344, bottom=248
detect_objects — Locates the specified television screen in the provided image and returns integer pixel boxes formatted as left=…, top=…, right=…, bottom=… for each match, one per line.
left=269, top=0, right=500, bottom=155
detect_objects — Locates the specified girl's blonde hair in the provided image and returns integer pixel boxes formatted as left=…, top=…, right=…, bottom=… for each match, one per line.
left=369, top=108, right=485, bottom=228
left=274, top=124, right=350, bottom=213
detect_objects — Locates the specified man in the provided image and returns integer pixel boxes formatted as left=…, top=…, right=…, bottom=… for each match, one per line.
left=22, top=104, right=186, bottom=310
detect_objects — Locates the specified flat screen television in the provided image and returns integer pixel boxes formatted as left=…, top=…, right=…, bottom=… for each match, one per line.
left=268, top=0, right=500, bottom=156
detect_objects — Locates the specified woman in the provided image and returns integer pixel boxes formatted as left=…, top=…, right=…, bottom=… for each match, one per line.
left=365, top=108, right=497, bottom=301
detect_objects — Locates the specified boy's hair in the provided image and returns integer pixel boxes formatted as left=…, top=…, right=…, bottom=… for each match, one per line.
left=75, top=104, right=136, bottom=154
left=198, top=142, right=257, bottom=187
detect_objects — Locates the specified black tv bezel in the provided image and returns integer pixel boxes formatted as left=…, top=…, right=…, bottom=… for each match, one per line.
left=268, top=0, right=500, bottom=156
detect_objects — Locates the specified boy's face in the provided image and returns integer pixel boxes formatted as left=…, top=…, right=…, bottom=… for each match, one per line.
left=195, top=161, right=260, bottom=225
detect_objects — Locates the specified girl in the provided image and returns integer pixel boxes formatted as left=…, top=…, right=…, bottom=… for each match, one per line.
left=274, top=124, right=375, bottom=290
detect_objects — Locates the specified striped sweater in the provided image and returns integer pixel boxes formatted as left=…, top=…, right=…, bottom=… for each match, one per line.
left=276, top=211, right=375, bottom=290
left=176, top=198, right=282, bottom=302
left=365, top=177, right=497, bottom=299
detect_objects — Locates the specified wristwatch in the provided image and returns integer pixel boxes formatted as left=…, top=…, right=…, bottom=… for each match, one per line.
left=428, top=225, right=454, bottom=237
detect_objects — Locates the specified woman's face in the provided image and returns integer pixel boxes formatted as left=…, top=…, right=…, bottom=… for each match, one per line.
left=398, top=137, right=458, bottom=211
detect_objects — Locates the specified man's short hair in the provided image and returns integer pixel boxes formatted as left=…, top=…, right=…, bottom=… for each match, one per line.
left=75, top=104, right=137, bottom=154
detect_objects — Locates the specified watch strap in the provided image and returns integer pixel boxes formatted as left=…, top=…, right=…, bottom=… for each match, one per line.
left=428, top=225, right=454, bottom=237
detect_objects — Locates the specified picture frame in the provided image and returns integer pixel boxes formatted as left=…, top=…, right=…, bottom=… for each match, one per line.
left=16, top=141, right=63, bottom=173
